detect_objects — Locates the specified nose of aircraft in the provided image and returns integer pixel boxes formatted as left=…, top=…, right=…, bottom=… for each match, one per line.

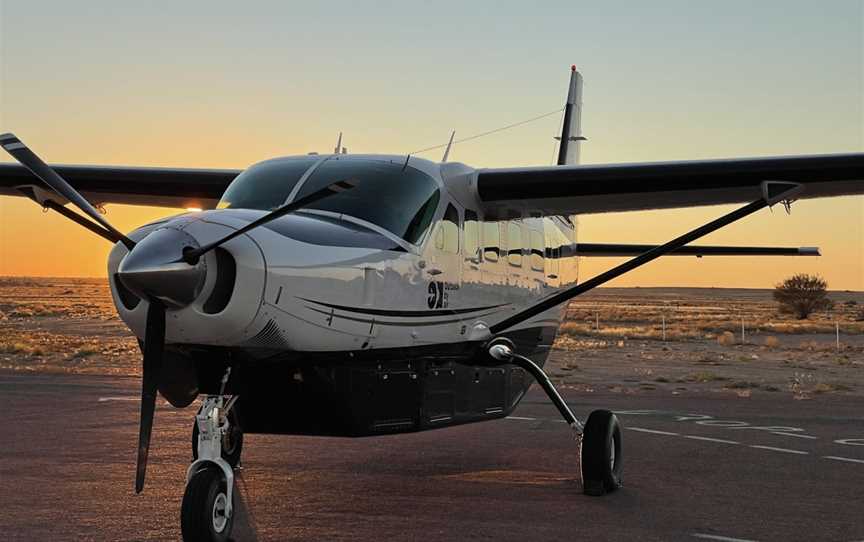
left=117, top=227, right=206, bottom=308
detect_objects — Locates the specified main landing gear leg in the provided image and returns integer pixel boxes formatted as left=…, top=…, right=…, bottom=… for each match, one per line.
left=181, top=369, right=238, bottom=542
left=487, top=338, right=623, bottom=496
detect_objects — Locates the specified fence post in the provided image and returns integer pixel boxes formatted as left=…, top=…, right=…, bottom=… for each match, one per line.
left=662, top=314, right=666, bottom=342
left=836, top=321, right=841, bottom=352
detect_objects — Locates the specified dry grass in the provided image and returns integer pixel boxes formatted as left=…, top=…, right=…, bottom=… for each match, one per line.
left=0, top=340, right=45, bottom=356
left=717, top=331, right=736, bottom=346
left=70, top=347, right=100, bottom=359
left=686, top=371, right=729, bottom=383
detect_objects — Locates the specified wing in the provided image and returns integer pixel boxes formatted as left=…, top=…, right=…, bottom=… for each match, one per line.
left=0, top=163, right=240, bottom=208
left=476, top=153, right=864, bottom=216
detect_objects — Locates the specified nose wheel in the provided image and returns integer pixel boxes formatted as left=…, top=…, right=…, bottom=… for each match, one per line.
left=181, top=465, right=234, bottom=542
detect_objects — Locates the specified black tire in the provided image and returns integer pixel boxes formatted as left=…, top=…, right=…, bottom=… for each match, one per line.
left=180, top=466, right=234, bottom=542
left=581, top=409, right=623, bottom=496
left=192, top=408, right=243, bottom=468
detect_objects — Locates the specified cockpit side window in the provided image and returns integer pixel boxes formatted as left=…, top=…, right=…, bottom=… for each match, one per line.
left=435, top=203, right=460, bottom=254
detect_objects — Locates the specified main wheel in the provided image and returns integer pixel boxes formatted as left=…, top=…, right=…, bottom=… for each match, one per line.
left=181, top=466, right=234, bottom=542
left=580, top=409, right=623, bottom=496
left=192, top=408, right=243, bottom=468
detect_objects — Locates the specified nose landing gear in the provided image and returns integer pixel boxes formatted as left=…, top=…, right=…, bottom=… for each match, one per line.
left=181, top=394, right=238, bottom=542
left=192, top=405, right=243, bottom=468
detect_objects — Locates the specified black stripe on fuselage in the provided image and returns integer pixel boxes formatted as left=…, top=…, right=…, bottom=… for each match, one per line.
left=303, top=305, right=502, bottom=327
left=297, top=298, right=511, bottom=318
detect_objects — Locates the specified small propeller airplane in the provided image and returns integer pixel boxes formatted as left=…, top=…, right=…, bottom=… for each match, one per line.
left=1, top=66, right=862, bottom=541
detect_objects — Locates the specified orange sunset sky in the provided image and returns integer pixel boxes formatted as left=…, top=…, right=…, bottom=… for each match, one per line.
left=0, top=1, right=861, bottom=289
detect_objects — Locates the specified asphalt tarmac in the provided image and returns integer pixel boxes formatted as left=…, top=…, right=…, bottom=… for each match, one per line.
left=2, top=371, right=863, bottom=541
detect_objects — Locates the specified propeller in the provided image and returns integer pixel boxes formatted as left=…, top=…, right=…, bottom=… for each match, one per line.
left=0, top=133, right=164, bottom=492
left=135, top=299, right=165, bottom=493
left=181, top=178, right=358, bottom=264
left=0, top=133, right=135, bottom=249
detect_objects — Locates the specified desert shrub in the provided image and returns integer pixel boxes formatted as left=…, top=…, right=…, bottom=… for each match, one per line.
left=764, top=336, right=779, bottom=348
left=773, top=273, right=832, bottom=319
left=717, top=331, right=736, bottom=346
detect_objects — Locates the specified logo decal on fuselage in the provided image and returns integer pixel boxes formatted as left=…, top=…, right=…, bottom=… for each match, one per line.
left=427, top=281, right=460, bottom=309
left=427, top=281, right=446, bottom=309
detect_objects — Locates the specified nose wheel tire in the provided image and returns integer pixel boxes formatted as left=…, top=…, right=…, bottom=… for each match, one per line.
left=581, top=409, right=623, bottom=496
left=192, top=408, right=243, bottom=468
left=181, top=466, right=234, bottom=542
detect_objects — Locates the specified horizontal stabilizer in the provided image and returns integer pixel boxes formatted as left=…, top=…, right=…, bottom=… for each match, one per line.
left=569, top=243, right=820, bottom=258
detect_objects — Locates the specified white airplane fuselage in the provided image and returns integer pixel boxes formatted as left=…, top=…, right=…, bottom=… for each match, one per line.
left=108, top=154, right=579, bottom=357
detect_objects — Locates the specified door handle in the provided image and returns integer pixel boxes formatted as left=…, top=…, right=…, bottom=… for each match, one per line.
left=428, top=269, right=443, bottom=276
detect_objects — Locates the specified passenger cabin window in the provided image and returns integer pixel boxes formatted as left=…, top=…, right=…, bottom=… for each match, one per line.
left=482, top=221, right=500, bottom=261
left=464, top=210, right=480, bottom=262
left=530, top=230, right=544, bottom=271
left=435, top=204, right=460, bottom=254
left=508, top=222, right=523, bottom=267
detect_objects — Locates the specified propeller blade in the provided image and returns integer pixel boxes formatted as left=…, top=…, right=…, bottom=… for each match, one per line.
left=182, top=178, right=358, bottom=264
left=0, top=133, right=135, bottom=249
left=135, top=300, right=166, bottom=494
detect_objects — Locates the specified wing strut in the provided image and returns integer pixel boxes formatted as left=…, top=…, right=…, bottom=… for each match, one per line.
left=488, top=181, right=803, bottom=335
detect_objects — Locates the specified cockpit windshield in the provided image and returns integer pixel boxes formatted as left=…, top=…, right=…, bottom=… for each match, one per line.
left=218, top=157, right=441, bottom=245
left=217, top=157, right=319, bottom=211
left=296, top=159, right=440, bottom=245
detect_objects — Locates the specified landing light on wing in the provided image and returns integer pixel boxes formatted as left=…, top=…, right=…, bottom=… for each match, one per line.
left=186, top=207, right=202, bottom=212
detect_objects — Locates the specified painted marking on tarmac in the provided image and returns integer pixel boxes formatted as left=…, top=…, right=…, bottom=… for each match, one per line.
left=627, top=427, right=679, bottom=436
left=692, top=534, right=758, bottom=542
left=835, top=438, right=864, bottom=446
left=509, top=416, right=859, bottom=463
left=749, top=445, right=808, bottom=455
left=684, top=435, right=739, bottom=445
left=98, top=396, right=139, bottom=402
left=771, top=432, right=818, bottom=440
left=823, top=455, right=864, bottom=465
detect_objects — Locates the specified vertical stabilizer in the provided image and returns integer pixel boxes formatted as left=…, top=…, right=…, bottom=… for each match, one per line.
left=556, top=66, right=586, bottom=165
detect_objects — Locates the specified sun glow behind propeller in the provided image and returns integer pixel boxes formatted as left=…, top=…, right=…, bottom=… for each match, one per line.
left=0, top=133, right=357, bottom=493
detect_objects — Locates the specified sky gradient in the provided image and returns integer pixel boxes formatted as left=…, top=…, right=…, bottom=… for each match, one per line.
left=0, top=1, right=862, bottom=288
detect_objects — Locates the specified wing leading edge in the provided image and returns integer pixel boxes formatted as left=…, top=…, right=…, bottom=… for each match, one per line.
left=0, top=163, right=240, bottom=208
left=476, top=153, right=864, bottom=216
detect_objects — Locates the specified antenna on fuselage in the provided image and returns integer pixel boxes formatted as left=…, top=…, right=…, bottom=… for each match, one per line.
left=555, top=65, right=587, bottom=165
left=441, top=130, right=455, bottom=162
left=334, top=132, right=342, bottom=154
